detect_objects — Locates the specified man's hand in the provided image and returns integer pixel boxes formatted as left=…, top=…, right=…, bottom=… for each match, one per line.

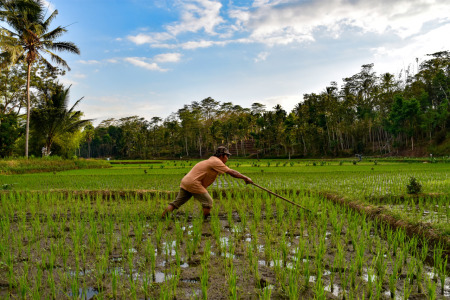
left=244, top=176, right=253, bottom=184
left=226, top=169, right=253, bottom=184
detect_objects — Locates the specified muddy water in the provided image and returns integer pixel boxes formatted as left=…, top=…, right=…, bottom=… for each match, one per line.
left=68, top=287, right=99, bottom=299
left=3, top=197, right=450, bottom=300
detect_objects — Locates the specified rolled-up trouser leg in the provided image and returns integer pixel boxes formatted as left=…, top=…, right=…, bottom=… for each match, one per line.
left=169, top=188, right=193, bottom=209
left=169, top=188, right=213, bottom=209
left=193, top=192, right=213, bottom=209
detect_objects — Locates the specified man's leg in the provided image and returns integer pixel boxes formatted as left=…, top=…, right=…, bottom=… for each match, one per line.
left=162, top=188, right=192, bottom=219
left=202, top=207, right=211, bottom=219
left=161, top=204, right=175, bottom=218
left=194, top=192, right=213, bottom=220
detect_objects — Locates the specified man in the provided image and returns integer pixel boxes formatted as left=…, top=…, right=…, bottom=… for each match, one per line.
left=161, top=146, right=253, bottom=219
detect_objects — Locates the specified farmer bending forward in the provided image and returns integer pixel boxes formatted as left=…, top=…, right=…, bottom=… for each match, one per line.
left=162, top=146, right=253, bottom=219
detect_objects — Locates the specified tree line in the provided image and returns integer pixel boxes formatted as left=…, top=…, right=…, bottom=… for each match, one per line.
left=80, top=51, right=449, bottom=159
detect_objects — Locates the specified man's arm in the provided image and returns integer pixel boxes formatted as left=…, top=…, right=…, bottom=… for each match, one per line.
left=226, top=169, right=253, bottom=184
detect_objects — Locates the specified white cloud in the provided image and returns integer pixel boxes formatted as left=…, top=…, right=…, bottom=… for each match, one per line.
left=254, top=51, right=269, bottom=63
left=124, top=57, right=167, bottom=71
left=371, top=23, right=450, bottom=74
left=181, top=40, right=215, bottom=49
left=127, top=32, right=173, bottom=45
left=78, top=96, right=172, bottom=126
left=78, top=60, right=101, bottom=65
left=126, top=0, right=226, bottom=48
left=150, top=43, right=178, bottom=49
left=260, top=94, right=300, bottom=112
left=126, top=0, right=450, bottom=51
left=73, top=73, right=86, bottom=79
left=166, top=0, right=225, bottom=36
left=58, top=76, right=79, bottom=86
left=234, top=0, right=450, bottom=45
left=154, top=53, right=182, bottom=63
left=123, top=0, right=449, bottom=57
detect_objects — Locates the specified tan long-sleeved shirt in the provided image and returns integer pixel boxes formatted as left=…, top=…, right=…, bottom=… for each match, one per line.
left=180, top=156, right=230, bottom=194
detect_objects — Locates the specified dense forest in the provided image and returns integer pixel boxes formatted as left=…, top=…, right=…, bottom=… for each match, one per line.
left=1, top=51, right=449, bottom=159
left=77, top=51, right=450, bottom=159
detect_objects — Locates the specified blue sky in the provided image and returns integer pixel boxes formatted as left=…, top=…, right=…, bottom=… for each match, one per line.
left=42, top=0, right=450, bottom=125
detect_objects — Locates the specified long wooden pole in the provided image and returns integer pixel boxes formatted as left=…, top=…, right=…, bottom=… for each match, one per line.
left=250, top=183, right=313, bottom=213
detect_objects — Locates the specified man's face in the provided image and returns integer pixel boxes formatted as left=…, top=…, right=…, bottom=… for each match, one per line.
left=220, top=154, right=229, bottom=164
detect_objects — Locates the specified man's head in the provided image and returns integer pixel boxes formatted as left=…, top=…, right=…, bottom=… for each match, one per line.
left=214, top=146, right=231, bottom=161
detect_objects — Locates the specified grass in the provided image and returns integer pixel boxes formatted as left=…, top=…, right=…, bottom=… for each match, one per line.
left=0, top=157, right=110, bottom=175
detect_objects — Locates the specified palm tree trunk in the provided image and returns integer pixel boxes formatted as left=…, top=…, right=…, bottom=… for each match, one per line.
left=25, top=63, right=31, bottom=159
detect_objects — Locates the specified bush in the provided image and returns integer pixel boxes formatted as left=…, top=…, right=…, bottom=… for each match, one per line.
left=406, top=177, right=422, bottom=194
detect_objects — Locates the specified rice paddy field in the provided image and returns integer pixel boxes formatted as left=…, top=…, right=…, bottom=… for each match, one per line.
left=0, top=158, right=449, bottom=299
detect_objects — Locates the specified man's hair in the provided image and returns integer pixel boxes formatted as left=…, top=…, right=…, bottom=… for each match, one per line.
left=213, top=146, right=231, bottom=157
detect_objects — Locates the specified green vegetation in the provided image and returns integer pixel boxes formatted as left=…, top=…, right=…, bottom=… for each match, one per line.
left=0, top=157, right=110, bottom=175
left=0, top=159, right=449, bottom=298
left=1, top=159, right=448, bottom=234
left=407, top=177, right=423, bottom=195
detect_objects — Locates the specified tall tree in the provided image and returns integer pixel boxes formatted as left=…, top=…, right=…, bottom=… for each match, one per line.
left=83, top=123, right=94, bottom=158
left=30, top=84, right=90, bottom=156
left=0, top=0, right=80, bottom=158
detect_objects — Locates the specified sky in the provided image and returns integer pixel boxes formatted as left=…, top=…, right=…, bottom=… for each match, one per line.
left=39, top=0, right=450, bottom=125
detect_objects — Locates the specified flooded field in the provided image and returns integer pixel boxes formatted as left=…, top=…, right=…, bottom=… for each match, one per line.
left=0, top=190, right=448, bottom=299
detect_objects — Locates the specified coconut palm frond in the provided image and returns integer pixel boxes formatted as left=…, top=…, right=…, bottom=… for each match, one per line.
left=47, top=51, right=70, bottom=70
left=49, top=41, right=79, bottom=54
left=38, top=55, right=55, bottom=71
left=41, top=8, right=58, bottom=31
left=41, top=25, right=66, bottom=40
left=67, top=97, right=84, bottom=114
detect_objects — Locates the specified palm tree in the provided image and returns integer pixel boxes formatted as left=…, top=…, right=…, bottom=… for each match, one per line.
left=0, top=1, right=37, bottom=67
left=0, top=0, right=80, bottom=158
left=31, top=84, right=91, bottom=156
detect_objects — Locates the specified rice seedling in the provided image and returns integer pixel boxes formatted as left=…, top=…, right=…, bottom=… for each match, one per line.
left=201, top=250, right=209, bottom=300
left=303, top=253, right=311, bottom=290
left=403, top=278, right=413, bottom=300
left=427, top=276, right=437, bottom=300
left=287, top=267, right=300, bottom=299
left=70, top=275, right=79, bottom=300
left=142, top=270, right=151, bottom=300
left=366, top=267, right=375, bottom=299
left=259, top=284, right=272, bottom=300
